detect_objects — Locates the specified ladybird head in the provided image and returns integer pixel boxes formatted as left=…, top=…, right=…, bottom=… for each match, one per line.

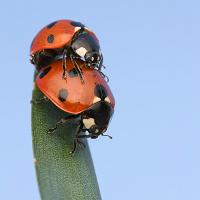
left=85, top=51, right=103, bottom=69
left=82, top=101, right=113, bottom=139
left=71, top=32, right=103, bottom=70
left=82, top=118, right=107, bottom=138
left=81, top=84, right=114, bottom=139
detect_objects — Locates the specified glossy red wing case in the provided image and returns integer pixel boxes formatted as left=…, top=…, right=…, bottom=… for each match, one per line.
left=30, top=19, right=98, bottom=55
left=35, top=59, right=115, bottom=114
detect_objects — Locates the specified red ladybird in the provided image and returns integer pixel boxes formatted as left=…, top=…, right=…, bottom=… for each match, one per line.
left=30, top=19, right=104, bottom=81
left=34, top=59, right=115, bottom=153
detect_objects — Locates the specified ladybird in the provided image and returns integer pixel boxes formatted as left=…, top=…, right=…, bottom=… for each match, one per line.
left=30, top=19, right=104, bottom=81
left=34, top=59, right=115, bottom=153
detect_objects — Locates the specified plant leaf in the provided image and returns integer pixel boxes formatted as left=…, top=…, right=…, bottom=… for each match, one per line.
left=32, top=84, right=102, bottom=200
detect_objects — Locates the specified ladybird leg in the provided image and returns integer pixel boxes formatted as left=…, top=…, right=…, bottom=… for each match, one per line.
left=76, top=134, right=91, bottom=148
left=30, top=54, right=35, bottom=64
left=70, top=55, right=84, bottom=84
left=76, top=138, right=86, bottom=148
left=101, top=133, right=112, bottom=139
left=62, top=48, right=68, bottom=79
left=76, top=134, right=91, bottom=139
left=70, top=125, right=87, bottom=154
left=47, top=115, right=79, bottom=134
left=102, top=64, right=106, bottom=69
left=30, top=96, right=49, bottom=104
left=70, top=139, right=86, bottom=155
left=98, top=55, right=104, bottom=71
left=31, top=50, right=57, bottom=69
left=99, top=71, right=109, bottom=82
left=70, top=140, right=77, bottom=155
left=69, top=124, right=84, bottom=155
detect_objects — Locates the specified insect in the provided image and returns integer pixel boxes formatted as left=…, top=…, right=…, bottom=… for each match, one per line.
left=30, top=19, right=104, bottom=82
left=34, top=59, right=115, bottom=153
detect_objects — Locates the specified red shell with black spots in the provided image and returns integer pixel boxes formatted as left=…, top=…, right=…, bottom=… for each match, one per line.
left=35, top=59, right=115, bottom=114
left=30, top=19, right=98, bottom=55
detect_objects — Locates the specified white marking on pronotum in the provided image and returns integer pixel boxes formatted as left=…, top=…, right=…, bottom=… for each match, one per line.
left=93, top=96, right=101, bottom=104
left=74, top=27, right=81, bottom=32
left=75, top=47, right=87, bottom=57
left=84, top=27, right=92, bottom=32
left=105, top=96, right=111, bottom=103
left=83, top=118, right=95, bottom=129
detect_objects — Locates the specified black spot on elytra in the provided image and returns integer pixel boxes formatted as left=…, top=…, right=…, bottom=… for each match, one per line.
left=58, top=89, right=68, bottom=102
left=94, top=84, right=107, bottom=100
left=47, top=34, right=54, bottom=43
left=39, top=66, right=52, bottom=79
left=70, top=21, right=85, bottom=28
left=47, top=21, right=58, bottom=28
left=68, top=68, right=78, bottom=77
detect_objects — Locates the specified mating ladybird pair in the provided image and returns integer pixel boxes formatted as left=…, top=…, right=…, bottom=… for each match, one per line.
left=30, top=19, right=105, bottom=82
left=30, top=19, right=115, bottom=153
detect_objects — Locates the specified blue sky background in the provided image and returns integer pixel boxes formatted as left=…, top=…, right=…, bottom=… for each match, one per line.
left=0, top=0, right=200, bottom=199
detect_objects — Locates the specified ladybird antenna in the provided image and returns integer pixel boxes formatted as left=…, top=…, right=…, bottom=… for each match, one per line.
left=62, top=49, right=68, bottom=79
left=104, top=74, right=109, bottom=82
left=102, top=134, right=112, bottom=139
left=99, top=71, right=109, bottom=82
left=102, top=64, right=106, bottom=69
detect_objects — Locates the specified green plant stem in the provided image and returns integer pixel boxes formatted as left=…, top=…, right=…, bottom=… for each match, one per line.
left=32, top=84, right=102, bottom=200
